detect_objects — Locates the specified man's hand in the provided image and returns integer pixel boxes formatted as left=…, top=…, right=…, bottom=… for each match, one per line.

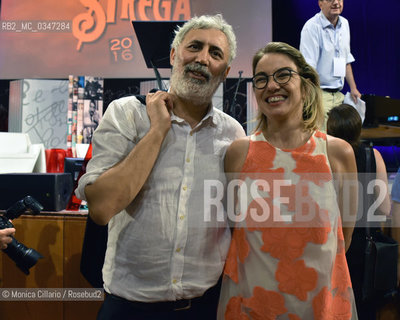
left=146, top=91, right=174, bottom=137
left=345, top=64, right=361, bottom=104
left=85, top=91, right=175, bottom=225
left=350, top=87, right=361, bottom=104
left=0, top=227, right=15, bottom=249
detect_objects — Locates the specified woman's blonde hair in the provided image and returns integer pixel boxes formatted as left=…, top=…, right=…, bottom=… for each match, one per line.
left=252, top=42, right=323, bottom=132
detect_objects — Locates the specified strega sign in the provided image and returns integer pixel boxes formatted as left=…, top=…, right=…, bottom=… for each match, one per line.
left=72, top=0, right=191, bottom=50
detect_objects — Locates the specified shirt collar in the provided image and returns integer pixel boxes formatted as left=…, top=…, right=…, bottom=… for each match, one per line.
left=170, top=103, right=217, bottom=128
left=201, top=105, right=217, bottom=127
left=166, top=86, right=215, bottom=126
left=318, top=10, right=342, bottom=29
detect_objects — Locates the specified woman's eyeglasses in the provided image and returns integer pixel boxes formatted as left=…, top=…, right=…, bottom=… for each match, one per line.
left=252, top=68, right=300, bottom=90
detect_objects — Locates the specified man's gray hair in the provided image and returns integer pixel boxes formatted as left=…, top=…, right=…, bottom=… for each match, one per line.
left=171, top=14, right=237, bottom=64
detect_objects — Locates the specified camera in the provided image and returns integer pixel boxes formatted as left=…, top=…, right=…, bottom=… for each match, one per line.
left=0, top=196, right=44, bottom=275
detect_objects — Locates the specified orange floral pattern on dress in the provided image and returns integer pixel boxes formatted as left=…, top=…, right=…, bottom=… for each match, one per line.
left=312, top=287, right=352, bottom=320
left=242, top=141, right=277, bottom=173
left=260, top=227, right=308, bottom=260
left=284, top=182, right=312, bottom=214
left=223, top=228, right=250, bottom=283
left=313, top=287, right=333, bottom=320
left=305, top=223, right=331, bottom=245
left=337, top=217, right=344, bottom=241
left=295, top=207, right=331, bottom=246
left=331, top=252, right=352, bottom=294
left=331, top=293, right=352, bottom=320
left=219, top=131, right=356, bottom=319
left=315, top=131, right=327, bottom=140
left=225, top=296, right=250, bottom=320
left=292, top=152, right=332, bottom=187
left=336, top=217, right=346, bottom=254
left=283, top=135, right=316, bottom=154
left=245, top=196, right=283, bottom=231
left=240, top=171, right=286, bottom=193
left=242, top=286, right=287, bottom=319
left=224, top=237, right=238, bottom=283
left=288, top=314, right=302, bottom=320
left=277, top=183, right=297, bottom=212
left=276, top=259, right=318, bottom=301
left=288, top=183, right=331, bottom=245
left=234, top=227, right=250, bottom=263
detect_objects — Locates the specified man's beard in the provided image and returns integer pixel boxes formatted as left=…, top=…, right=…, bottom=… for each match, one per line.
left=170, top=62, right=225, bottom=106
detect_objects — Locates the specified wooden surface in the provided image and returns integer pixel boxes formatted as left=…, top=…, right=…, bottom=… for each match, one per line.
left=361, top=125, right=400, bottom=139
left=0, top=214, right=102, bottom=320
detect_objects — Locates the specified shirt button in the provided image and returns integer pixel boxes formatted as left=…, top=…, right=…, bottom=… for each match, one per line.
left=172, top=279, right=177, bottom=284
left=186, top=158, right=190, bottom=163
left=176, top=248, right=181, bottom=253
left=182, top=186, right=187, bottom=191
left=179, top=215, right=185, bottom=220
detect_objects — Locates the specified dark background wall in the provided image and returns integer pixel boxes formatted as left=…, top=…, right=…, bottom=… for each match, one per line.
left=272, top=0, right=400, bottom=99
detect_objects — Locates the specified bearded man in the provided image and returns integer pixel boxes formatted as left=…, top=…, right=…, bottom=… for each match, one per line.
left=76, top=14, right=245, bottom=320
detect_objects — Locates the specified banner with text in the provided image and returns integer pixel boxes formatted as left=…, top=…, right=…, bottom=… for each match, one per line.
left=0, top=0, right=272, bottom=79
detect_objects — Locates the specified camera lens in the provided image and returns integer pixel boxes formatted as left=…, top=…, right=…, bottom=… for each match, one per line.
left=3, top=239, right=43, bottom=275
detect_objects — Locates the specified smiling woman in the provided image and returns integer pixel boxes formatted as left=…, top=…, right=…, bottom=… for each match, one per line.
left=252, top=53, right=305, bottom=130
left=217, top=42, right=359, bottom=320
left=250, top=42, right=322, bottom=139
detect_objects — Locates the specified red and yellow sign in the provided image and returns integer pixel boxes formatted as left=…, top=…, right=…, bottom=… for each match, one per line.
left=0, top=0, right=272, bottom=79
left=72, top=0, right=191, bottom=50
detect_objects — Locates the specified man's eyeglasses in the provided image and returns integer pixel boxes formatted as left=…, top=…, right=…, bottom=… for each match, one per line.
left=252, top=68, right=300, bottom=90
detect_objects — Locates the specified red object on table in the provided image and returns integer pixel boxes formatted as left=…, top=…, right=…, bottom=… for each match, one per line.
left=66, top=144, right=93, bottom=211
left=46, top=148, right=66, bottom=173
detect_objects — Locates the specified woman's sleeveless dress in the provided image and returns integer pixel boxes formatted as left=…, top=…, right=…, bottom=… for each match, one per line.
left=218, top=131, right=357, bottom=320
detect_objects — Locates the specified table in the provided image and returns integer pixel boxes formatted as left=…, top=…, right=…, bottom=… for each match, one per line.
left=361, top=125, right=400, bottom=145
left=0, top=211, right=102, bottom=320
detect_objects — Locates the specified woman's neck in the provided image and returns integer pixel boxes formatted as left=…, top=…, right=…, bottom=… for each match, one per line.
left=263, top=123, right=312, bottom=149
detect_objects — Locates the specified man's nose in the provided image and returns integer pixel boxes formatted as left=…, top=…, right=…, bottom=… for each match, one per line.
left=195, top=48, right=209, bottom=66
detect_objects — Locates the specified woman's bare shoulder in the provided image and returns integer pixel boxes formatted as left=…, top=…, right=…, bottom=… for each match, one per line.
left=326, top=135, right=356, bottom=173
left=225, top=137, right=250, bottom=173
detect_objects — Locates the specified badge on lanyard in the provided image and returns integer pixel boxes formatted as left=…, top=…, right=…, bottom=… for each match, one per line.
left=333, top=57, right=346, bottom=77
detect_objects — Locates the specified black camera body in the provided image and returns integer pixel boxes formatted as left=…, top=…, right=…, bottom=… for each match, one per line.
left=0, top=215, right=14, bottom=231
left=0, top=196, right=44, bottom=275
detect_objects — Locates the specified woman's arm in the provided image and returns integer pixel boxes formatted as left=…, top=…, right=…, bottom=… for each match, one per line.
left=391, top=201, right=400, bottom=286
left=373, top=148, right=391, bottom=216
left=224, top=137, right=250, bottom=175
left=327, top=135, right=358, bottom=252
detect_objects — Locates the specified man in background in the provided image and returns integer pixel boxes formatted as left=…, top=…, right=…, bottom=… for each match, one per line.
left=300, top=0, right=361, bottom=129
